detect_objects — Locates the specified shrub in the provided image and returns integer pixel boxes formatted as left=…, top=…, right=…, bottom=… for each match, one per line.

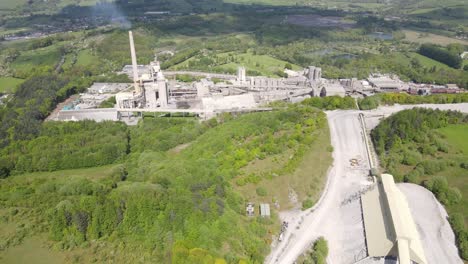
left=461, top=162, right=468, bottom=170
left=302, top=199, right=314, bottom=210
left=402, top=149, right=422, bottom=166
left=313, top=237, right=328, bottom=256
left=446, top=187, right=462, bottom=205
left=418, top=160, right=446, bottom=175
left=448, top=213, right=468, bottom=260
left=404, top=170, right=420, bottom=184
left=256, top=187, right=267, bottom=196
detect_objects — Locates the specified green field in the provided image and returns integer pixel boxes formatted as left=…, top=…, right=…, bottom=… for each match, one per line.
left=75, top=49, right=97, bottom=66
left=0, top=0, right=28, bottom=10
left=10, top=45, right=62, bottom=77
left=433, top=124, right=468, bottom=223
left=438, top=124, right=468, bottom=155
left=403, top=29, right=468, bottom=46
left=0, top=237, right=66, bottom=264
left=0, top=77, right=24, bottom=93
left=0, top=27, right=29, bottom=36
left=173, top=51, right=302, bottom=77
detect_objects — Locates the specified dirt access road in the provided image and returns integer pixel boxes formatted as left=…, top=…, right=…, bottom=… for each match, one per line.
left=265, top=103, right=468, bottom=264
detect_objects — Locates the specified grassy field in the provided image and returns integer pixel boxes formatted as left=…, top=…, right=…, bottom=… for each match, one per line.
left=7, top=164, right=120, bottom=182
left=403, top=29, right=468, bottom=46
left=0, top=237, right=66, bottom=264
left=408, top=52, right=453, bottom=69
left=0, top=27, right=30, bottom=36
left=172, top=51, right=302, bottom=77
left=236, top=124, right=332, bottom=210
left=0, top=0, right=28, bottom=10
left=76, top=49, right=98, bottom=67
left=0, top=77, right=24, bottom=93
left=10, top=45, right=62, bottom=75
left=439, top=124, right=468, bottom=155
left=430, top=123, right=468, bottom=223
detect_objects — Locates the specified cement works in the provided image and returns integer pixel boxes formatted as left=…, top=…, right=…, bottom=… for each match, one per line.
left=48, top=31, right=465, bottom=124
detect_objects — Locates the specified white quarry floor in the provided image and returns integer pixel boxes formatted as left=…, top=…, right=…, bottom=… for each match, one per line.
left=265, top=103, right=468, bottom=264
left=399, top=183, right=462, bottom=264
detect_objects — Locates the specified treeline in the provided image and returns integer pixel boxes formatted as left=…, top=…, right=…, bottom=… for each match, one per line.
left=0, top=121, right=128, bottom=177
left=0, top=69, right=131, bottom=166
left=371, top=108, right=468, bottom=259
left=358, top=93, right=468, bottom=110
left=419, top=44, right=463, bottom=69
left=129, top=118, right=207, bottom=153
left=0, top=74, right=89, bottom=148
left=449, top=213, right=468, bottom=260
left=301, top=96, right=356, bottom=110
left=372, top=108, right=465, bottom=159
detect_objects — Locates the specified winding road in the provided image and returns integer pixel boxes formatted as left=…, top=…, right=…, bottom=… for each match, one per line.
left=265, top=103, right=468, bottom=264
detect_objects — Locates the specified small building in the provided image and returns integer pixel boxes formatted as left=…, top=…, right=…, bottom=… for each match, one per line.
left=259, top=203, right=270, bottom=217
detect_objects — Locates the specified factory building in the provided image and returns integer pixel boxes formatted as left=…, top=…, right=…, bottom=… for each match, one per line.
left=308, top=66, right=322, bottom=84
left=115, top=31, right=168, bottom=110
left=361, top=174, right=427, bottom=264
left=367, top=76, right=401, bottom=92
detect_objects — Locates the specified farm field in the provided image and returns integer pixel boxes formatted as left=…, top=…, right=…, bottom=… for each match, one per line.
left=10, top=45, right=62, bottom=76
left=0, top=0, right=28, bottom=10
left=403, top=29, right=468, bottom=46
left=0, top=77, right=24, bottom=93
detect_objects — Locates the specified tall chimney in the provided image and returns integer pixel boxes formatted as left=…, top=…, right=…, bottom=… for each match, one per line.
left=129, top=31, right=140, bottom=94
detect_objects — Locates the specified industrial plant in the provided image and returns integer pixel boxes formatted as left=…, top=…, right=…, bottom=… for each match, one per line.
left=48, top=31, right=465, bottom=124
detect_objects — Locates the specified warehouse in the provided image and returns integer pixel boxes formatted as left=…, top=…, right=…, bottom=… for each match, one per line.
left=361, top=174, right=427, bottom=264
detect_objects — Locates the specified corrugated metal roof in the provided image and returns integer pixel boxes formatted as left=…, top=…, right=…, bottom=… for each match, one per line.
left=260, top=203, right=270, bottom=217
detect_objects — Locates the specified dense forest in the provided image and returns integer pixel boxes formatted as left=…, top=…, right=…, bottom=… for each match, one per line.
left=372, top=108, right=468, bottom=259
left=0, top=102, right=330, bottom=263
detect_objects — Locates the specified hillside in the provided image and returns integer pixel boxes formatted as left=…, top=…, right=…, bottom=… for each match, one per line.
left=0, top=102, right=334, bottom=263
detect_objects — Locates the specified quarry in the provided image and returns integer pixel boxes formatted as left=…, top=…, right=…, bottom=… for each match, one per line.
left=267, top=104, right=468, bottom=264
